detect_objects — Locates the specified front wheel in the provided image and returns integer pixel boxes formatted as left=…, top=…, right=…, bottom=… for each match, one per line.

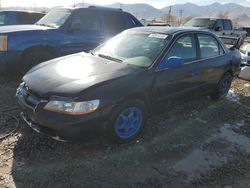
left=210, top=73, right=233, bottom=100
left=107, top=100, right=147, bottom=143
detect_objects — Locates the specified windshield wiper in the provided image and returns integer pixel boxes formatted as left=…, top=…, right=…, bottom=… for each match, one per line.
left=97, top=54, right=123, bottom=63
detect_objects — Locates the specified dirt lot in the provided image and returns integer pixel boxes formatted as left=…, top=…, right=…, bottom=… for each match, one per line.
left=0, top=75, right=249, bottom=188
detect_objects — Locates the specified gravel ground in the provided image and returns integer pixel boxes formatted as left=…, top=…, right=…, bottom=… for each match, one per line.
left=0, top=76, right=249, bottom=188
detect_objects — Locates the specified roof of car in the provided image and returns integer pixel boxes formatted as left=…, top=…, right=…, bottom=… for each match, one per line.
left=57, top=6, right=122, bottom=12
left=128, top=26, right=212, bottom=35
left=0, top=10, right=44, bottom=14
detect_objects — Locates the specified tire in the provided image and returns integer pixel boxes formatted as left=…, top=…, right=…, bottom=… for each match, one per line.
left=20, top=50, right=55, bottom=75
left=107, top=100, right=147, bottom=144
left=210, top=73, right=233, bottom=100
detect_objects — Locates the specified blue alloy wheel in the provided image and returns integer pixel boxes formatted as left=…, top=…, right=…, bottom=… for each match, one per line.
left=210, top=73, right=233, bottom=100
left=219, top=77, right=231, bottom=96
left=114, top=107, right=143, bottom=139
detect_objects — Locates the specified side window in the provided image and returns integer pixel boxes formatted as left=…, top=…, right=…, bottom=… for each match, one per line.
left=16, top=12, right=33, bottom=24
left=31, top=13, right=44, bottom=23
left=71, top=10, right=101, bottom=32
left=0, top=14, right=6, bottom=25
left=198, top=34, right=220, bottom=58
left=224, top=20, right=232, bottom=30
left=123, top=13, right=141, bottom=28
left=103, top=11, right=125, bottom=35
left=167, top=35, right=197, bottom=63
left=215, top=20, right=224, bottom=30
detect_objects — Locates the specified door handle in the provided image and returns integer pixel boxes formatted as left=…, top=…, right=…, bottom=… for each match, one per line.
left=192, top=70, right=201, bottom=77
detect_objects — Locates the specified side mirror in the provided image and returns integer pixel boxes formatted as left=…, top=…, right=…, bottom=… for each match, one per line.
left=69, top=21, right=81, bottom=32
left=215, top=26, right=221, bottom=31
left=157, top=56, right=184, bottom=70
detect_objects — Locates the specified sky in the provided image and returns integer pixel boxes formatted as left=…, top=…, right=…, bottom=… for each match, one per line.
left=1, top=0, right=250, bottom=9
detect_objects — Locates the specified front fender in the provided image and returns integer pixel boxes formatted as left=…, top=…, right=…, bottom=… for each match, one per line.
left=8, top=30, right=63, bottom=52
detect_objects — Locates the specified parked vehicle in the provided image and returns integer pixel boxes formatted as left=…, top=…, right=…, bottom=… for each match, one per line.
left=184, top=18, right=246, bottom=37
left=0, top=10, right=45, bottom=26
left=16, top=27, right=241, bottom=143
left=0, top=6, right=142, bottom=73
left=239, top=38, right=250, bottom=66
left=239, top=27, right=250, bottom=37
left=239, top=66, right=250, bottom=80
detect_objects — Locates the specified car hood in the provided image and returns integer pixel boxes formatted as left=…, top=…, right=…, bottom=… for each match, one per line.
left=0, top=24, right=52, bottom=34
left=23, top=52, right=139, bottom=97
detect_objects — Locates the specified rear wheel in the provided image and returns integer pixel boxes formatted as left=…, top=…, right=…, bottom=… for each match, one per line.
left=210, top=73, right=233, bottom=100
left=107, top=100, right=147, bottom=143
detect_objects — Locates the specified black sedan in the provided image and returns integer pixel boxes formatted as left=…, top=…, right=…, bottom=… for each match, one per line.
left=16, top=27, right=241, bottom=143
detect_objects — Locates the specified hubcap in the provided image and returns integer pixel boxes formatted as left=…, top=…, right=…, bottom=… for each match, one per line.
left=115, top=107, right=143, bottom=139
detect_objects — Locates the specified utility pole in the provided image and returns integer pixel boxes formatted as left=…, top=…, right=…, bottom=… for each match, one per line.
left=179, top=9, right=184, bottom=26
left=167, top=6, right=172, bottom=24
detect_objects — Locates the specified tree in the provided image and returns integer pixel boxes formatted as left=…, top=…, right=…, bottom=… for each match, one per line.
left=183, top=16, right=193, bottom=24
left=161, top=13, right=178, bottom=25
left=217, top=11, right=229, bottom=19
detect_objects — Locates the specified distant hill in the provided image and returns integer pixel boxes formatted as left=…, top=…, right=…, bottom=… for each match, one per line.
left=2, top=2, right=250, bottom=26
left=107, top=2, right=250, bottom=26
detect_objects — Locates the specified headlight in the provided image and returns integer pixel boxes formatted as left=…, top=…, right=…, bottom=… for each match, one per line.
left=0, top=36, right=8, bottom=51
left=43, top=100, right=100, bottom=115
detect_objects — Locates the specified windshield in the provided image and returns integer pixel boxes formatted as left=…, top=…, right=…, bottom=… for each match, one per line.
left=93, top=32, right=170, bottom=68
left=184, top=18, right=215, bottom=29
left=37, top=9, right=71, bottom=28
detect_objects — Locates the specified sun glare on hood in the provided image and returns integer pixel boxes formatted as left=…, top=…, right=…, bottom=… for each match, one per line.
left=55, top=56, right=94, bottom=79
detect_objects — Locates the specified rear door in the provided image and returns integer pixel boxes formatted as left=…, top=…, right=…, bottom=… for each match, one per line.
left=155, top=34, right=204, bottom=102
left=197, top=33, right=230, bottom=91
left=62, top=9, right=104, bottom=55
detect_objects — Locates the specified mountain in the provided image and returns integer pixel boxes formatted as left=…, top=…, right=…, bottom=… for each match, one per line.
left=107, top=2, right=250, bottom=26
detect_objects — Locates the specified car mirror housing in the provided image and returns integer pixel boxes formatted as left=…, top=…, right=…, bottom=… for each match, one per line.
left=157, top=56, right=184, bottom=70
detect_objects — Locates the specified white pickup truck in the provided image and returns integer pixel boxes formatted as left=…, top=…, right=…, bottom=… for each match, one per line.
left=184, top=18, right=246, bottom=38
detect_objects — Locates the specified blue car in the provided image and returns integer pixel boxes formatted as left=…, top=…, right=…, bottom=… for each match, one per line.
left=0, top=6, right=142, bottom=73
left=0, top=10, right=45, bottom=26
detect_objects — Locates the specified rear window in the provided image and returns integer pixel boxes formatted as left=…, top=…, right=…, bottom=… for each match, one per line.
left=224, top=20, right=232, bottom=30
left=16, top=12, right=43, bottom=24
